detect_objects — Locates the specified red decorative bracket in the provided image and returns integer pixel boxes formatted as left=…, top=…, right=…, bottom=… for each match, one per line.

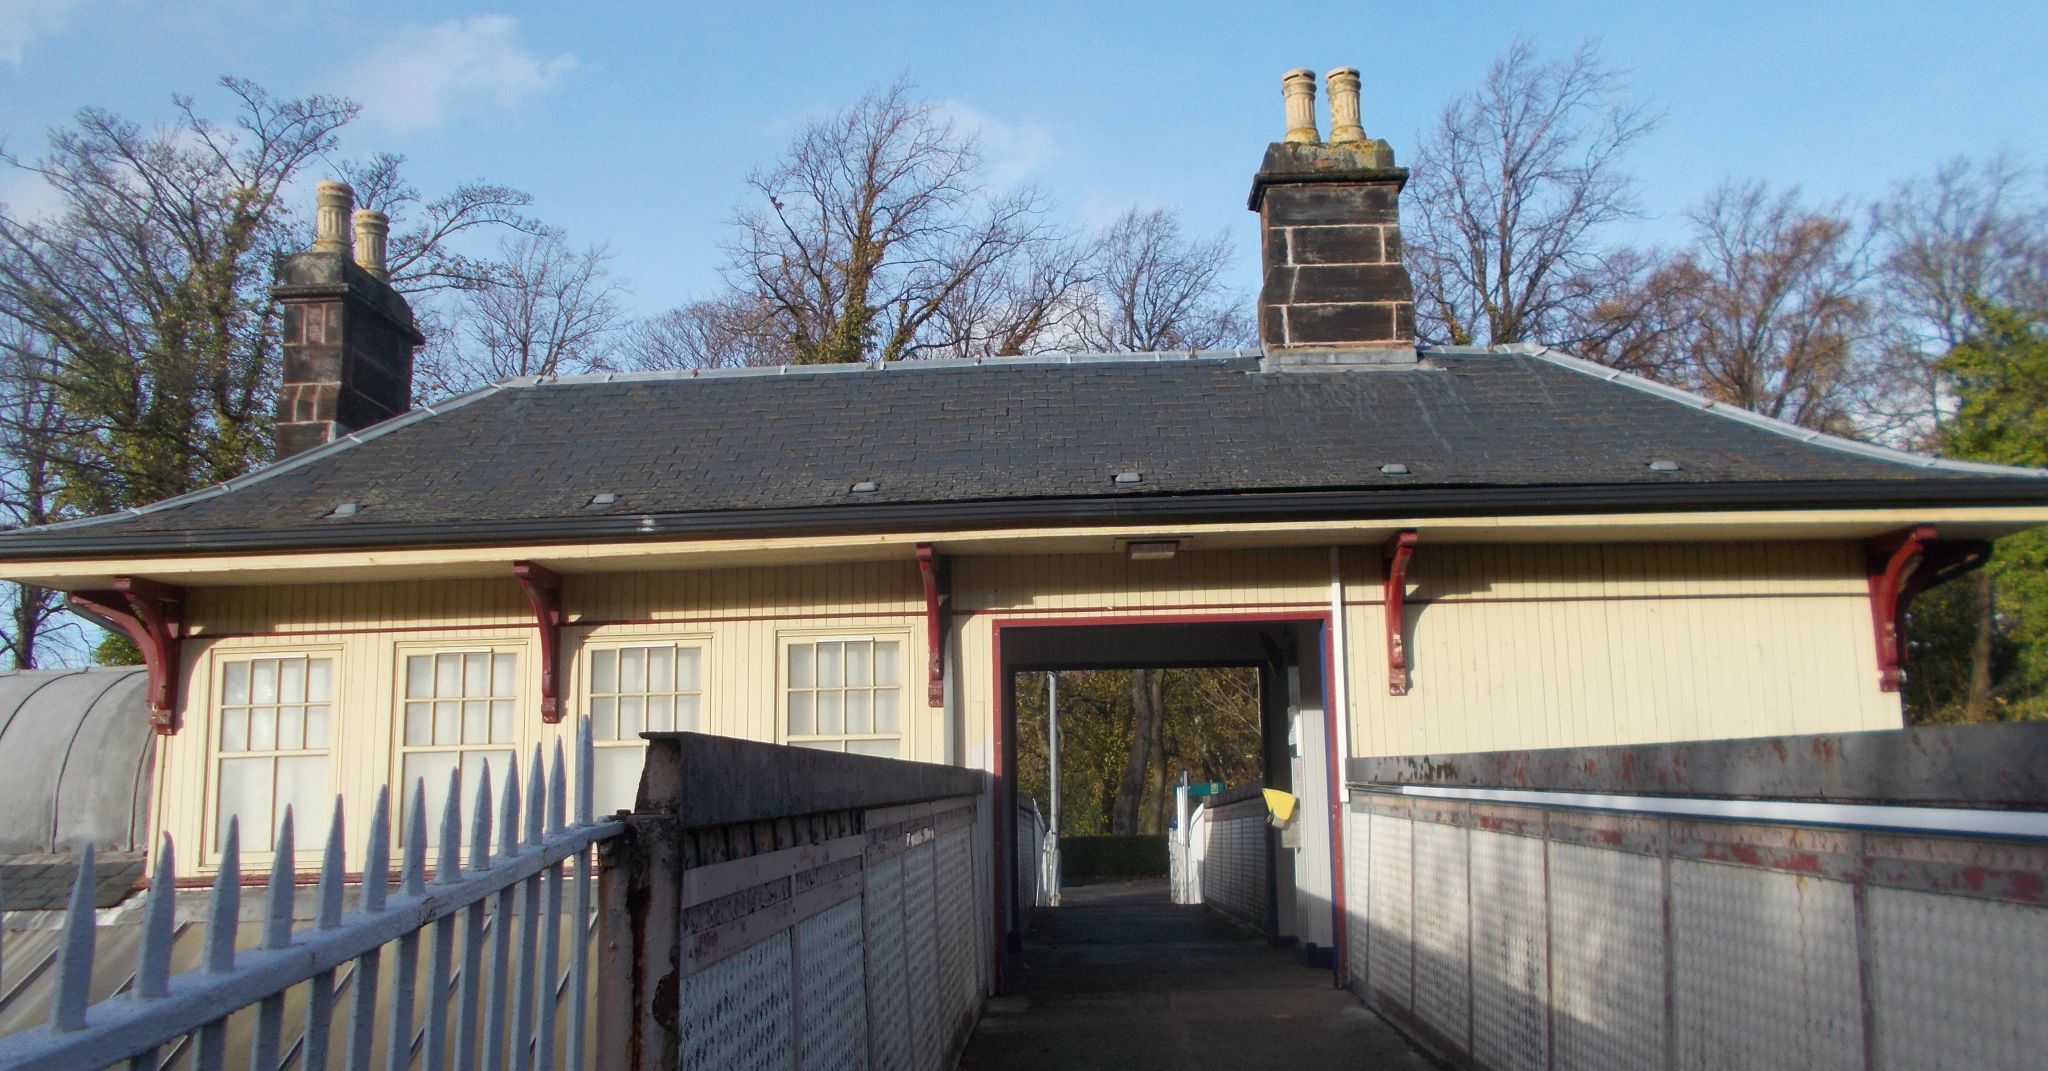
left=513, top=561, right=566, bottom=723
left=69, top=577, right=186, bottom=734
left=916, top=543, right=950, bottom=707
left=1864, top=526, right=1990, bottom=692
left=1383, top=530, right=1419, bottom=696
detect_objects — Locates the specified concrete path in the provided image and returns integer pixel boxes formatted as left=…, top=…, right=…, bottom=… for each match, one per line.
left=960, top=878, right=1433, bottom=1070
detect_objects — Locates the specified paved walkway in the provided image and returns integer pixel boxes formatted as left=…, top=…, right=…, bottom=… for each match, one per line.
left=960, top=878, right=1432, bottom=1070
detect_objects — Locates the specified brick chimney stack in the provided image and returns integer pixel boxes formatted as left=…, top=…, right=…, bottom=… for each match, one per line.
left=270, top=181, right=422, bottom=458
left=1250, top=67, right=1416, bottom=366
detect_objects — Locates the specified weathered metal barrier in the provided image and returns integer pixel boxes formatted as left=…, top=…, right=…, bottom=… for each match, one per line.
left=599, top=733, right=993, bottom=1071
left=0, top=720, right=619, bottom=1071
left=1342, top=723, right=2048, bottom=1071
left=1191, top=782, right=1268, bottom=931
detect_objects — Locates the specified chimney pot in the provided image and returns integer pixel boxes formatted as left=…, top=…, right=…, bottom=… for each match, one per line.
left=1326, top=67, right=1366, bottom=144
left=352, top=209, right=391, bottom=281
left=313, top=181, right=354, bottom=255
left=1282, top=68, right=1320, bottom=144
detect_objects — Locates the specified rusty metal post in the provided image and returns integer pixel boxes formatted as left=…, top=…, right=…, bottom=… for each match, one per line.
left=597, top=738, right=684, bottom=1071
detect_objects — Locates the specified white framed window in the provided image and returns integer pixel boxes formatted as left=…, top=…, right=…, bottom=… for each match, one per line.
left=398, top=648, right=519, bottom=841
left=783, top=635, right=905, bottom=757
left=587, top=642, right=706, bottom=816
left=211, top=653, right=336, bottom=856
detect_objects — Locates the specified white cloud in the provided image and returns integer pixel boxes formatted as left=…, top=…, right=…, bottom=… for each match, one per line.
left=338, top=15, right=573, bottom=133
left=934, top=101, right=1056, bottom=191
left=0, top=0, right=82, bottom=67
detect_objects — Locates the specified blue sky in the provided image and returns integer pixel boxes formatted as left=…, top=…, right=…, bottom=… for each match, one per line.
left=3, top=1, right=2044, bottom=316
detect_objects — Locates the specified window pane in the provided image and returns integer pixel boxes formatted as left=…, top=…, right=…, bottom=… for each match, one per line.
left=648, top=647, right=674, bottom=692
left=677, top=648, right=701, bottom=691
left=492, top=654, right=517, bottom=697
left=620, top=648, right=645, bottom=693
left=307, top=659, right=333, bottom=702
left=592, top=746, right=642, bottom=819
left=818, top=691, right=843, bottom=735
left=847, top=642, right=871, bottom=686
left=818, top=643, right=843, bottom=687
left=591, top=650, right=617, bottom=694
left=401, top=752, right=459, bottom=843
left=590, top=696, right=618, bottom=741
left=249, top=707, right=277, bottom=751
left=462, top=701, right=488, bottom=744
left=490, top=700, right=515, bottom=744
left=788, top=644, right=815, bottom=687
left=278, top=705, right=305, bottom=751
left=461, top=751, right=514, bottom=800
left=221, top=707, right=248, bottom=752
left=791, top=739, right=842, bottom=753
left=874, top=688, right=902, bottom=734
left=846, top=690, right=871, bottom=734
left=647, top=694, right=674, bottom=733
left=275, top=755, right=331, bottom=842
left=434, top=701, right=461, bottom=746
left=435, top=655, right=462, bottom=698
left=619, top=695, right=645, bottom=739
left=787, top=691, right=814, bottom=736
left=305, top=705, right=331, bottom=749
left=406, top=656, right=433, bottom=699
left=874, top=642, right=901, bottom=686
left=252, top=660, right=279, bottom=704
left=677, top=694, right=700, bottom=732
left=224, top=662, right=250, bottom=705
left=464, top=654, right=490, bottom=697
left=846, top=738, right=900, bottom=759
left=280, top=659, right=306, bottom=704
left=217, top=757, right=272, bottom=848
left=404, top=703, right=432, bottom=746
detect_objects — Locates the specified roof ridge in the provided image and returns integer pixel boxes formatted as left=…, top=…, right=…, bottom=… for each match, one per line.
left=510, top=348, right=1263, bottom=388
left=1505, top=343, right=2048, bottom=481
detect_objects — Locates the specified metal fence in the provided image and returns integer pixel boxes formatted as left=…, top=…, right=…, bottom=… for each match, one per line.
left=0, top=720, right=621, bottom=1071
left=1343, top=726, right=2048, bottom=1071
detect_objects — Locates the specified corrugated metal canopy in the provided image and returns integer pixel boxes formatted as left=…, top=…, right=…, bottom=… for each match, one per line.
left=0, top=668, right=152, bottom=855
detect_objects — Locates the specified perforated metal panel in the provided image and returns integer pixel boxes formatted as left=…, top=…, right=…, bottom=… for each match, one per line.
left=679, top=930, right=794, bottom=1071
left=1671, top=860, right=1860, bottom=1071
left=1346, top=809, right=1372, bottom=992
left=1412, top=820, right=1471, bottom=1047
left=935, top=828, right=975, bottom=1037
left=798, top=897, right=869, bottom=1070
left=1368, top=812, right=1413, bottom=1003
left=1871, top=887, right=2048, bottom=1070
left=864, top=853, right=910, bottom=1071
left=1549, top=842, right=1664, bottom=1071
left=902, top=840, right=940, bottom=1071
left=1470, top=829, right=1547, bottom=1071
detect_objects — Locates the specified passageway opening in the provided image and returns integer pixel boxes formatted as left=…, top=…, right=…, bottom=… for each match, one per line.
left=989, top=614, right=1347, bottom=991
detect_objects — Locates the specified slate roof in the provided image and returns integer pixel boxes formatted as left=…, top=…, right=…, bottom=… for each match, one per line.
left=3, top=346, right=2046, bottom=558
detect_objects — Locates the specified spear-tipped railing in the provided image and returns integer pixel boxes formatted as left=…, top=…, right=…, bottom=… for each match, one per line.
left=0, top=719, right=619, bottom=1071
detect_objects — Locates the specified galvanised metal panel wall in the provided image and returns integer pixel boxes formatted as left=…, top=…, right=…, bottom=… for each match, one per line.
left=1197, top=796, right=1269, bottom=932
left=1345, top=792, right=2048, bottom=1071
left=797, top=898, right=869, bottom=1069
left=1469, top=828, right=1547, bottom=1071
left=1345, top=808, right=1372, bottom=995
left=1671, top=861, right=1860, bottom=1071
left=679, top=933, right=795, bottom=1070
left=1869, top=887, right=2048, bottom=1069
left=864, top=851, right=911, bottom=1071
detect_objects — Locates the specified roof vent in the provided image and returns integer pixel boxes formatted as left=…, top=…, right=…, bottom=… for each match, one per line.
left=587, top=492, right=618, bottom=506
left=325, top=502, right=360, bottom=518
left=1379, top=463, right=1411, bottom=476
left=1113, top=471, right=1144, bottom=485
left=1648, top=459, right=1682, bottom=473
left=850, top=481, right=880, bottom=494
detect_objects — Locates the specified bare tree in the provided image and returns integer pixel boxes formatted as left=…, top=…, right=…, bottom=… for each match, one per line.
left=1406, top=40, right=1658, bottom=347
left=1660, top=182, right=1873, bottom=432
left=1866, top=155, right=2048, bottom=446
left=1067, top=208, right=1252, bottom=353
left=337, top=151, right=543, bottom=294
left=1112, top=669, right=1165, bottom=836
left=724, top=81, right=1058, bottom=363
left=0, top=325, right=85, bottom=666
left=457, top=230, right=624, bottom=387
left=920, top=238, right=1092, bottom=359
left=620, top=294, right=790, bottom=371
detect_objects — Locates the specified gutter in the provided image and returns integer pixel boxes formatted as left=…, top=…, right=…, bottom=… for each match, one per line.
left=2, top=477, right=2047, bottom=561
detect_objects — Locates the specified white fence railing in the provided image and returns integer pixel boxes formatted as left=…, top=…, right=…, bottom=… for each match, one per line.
left=0, top=719, right=622, bottom=1071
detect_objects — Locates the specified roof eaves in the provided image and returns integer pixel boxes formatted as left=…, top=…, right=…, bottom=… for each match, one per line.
left=23, top=381, right=518, bottom=534
left=1503, top=342, right=2048, bottom=481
